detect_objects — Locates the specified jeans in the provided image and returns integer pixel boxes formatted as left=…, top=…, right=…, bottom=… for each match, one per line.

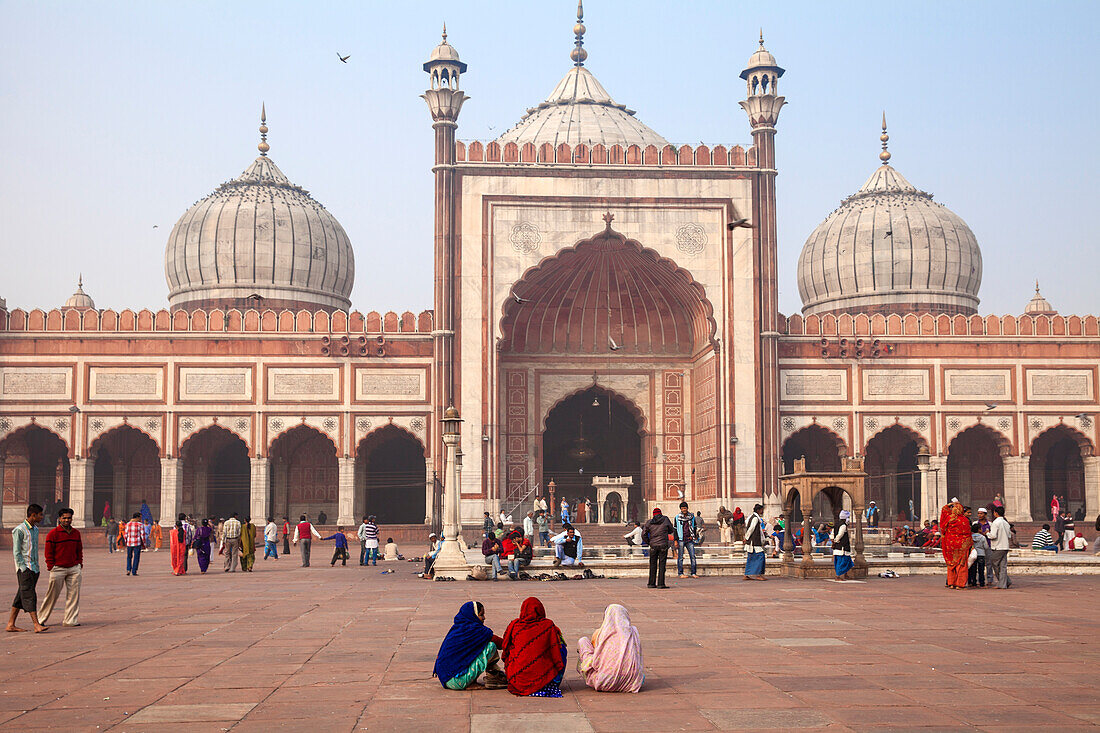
left=107, top=533, right=117, bottom=553
left=539, top=531, right=549, bottom=546
left=360, top=541, right=368, bottom=565
left=264, top=540, right=278, bottom=558
left=300, top=538, right=312, bottom=567
left=485, top=553, right=501, bottom=579
left=507, top=556, right=522, bottom=578
left=331, top=547, right=349, bottom=566
left=677, top=541, right=697, bottom=575
left=364, top=546, right=379, bottom=565
left=968, top=557, right=985, bottom=586
left=554, top=539, right=583, bottom=565
left=648, top=546, right=668, bottom=586
left=126, top=545, right=142, bottom=574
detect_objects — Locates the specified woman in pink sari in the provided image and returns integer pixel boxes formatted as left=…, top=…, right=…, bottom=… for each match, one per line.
left=576, top=604, right=644, bottom=693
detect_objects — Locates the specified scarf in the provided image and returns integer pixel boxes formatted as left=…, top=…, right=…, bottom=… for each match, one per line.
left=577, top=604, right=643, bottom=693
left=502, top=597, right=564, bottom=695
left=433, top=601, right=494, bottom=686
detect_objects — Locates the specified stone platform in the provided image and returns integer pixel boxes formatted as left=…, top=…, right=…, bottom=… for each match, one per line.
left=4, top=550, right=1099, bottom=731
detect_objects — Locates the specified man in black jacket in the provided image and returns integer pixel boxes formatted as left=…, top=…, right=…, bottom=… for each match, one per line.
left=642, top=508, right=676, bottom=589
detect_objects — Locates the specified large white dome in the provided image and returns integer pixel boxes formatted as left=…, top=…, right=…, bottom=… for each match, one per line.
left=797, top=163, right=982, bottom=316
left=165, top=154, right=354, bottom=311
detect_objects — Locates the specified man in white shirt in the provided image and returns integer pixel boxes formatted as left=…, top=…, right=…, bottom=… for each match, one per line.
left=523, top=511, right=535, bottom=539
left=263, top=517, right=279, bottom=560
left=549, top=526, right=583, bottom=567
left=534, top=496, right=548, bottom=514
left=986, top=505, right=1012, bottom=589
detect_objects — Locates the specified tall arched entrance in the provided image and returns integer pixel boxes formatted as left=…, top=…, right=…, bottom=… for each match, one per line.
left=356, top=426, right=427, bottom=524
left=497, top=223, right=719, bottom=511
left=542, top=387, right=643, bottom=518
left=1, top=426, right=69, bottom=526
left=947, top=425, right=1007, bottom=509
left=782, top=425, right=845, bottom=474
left=180, top=427, right=249, bottom=519
left=1029, top=426, right=1089, bottom=520
left=865, top=426, right=922, bottom=521
left=269, top=426, right=338, bottom=524
left=90, top=426, right=161, bottom=522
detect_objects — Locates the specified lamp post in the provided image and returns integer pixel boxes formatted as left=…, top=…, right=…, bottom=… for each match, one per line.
left=432, top=404, right=470, bottom=579
left=548, top=479, right=556, bottom=532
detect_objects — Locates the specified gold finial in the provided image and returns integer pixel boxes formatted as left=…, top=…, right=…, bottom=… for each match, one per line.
left=258, top=103, right=270, bottom=156
left=571, top=0, right=587, bottom=66
left=1035, top=279, right=1041, bottom=294
left=879, top=111, right=891, bottom=164
left=759, top=28, right=765, bottom=48
left=441, top=22, right=447, bottom=43
left=77, top=273, right=83, bottom=291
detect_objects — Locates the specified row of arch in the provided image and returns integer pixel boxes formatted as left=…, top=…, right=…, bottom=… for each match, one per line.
left=781, top=311, right=1100, bottom=337
left=0, top=308, right=435, bottom=334
left=0, top=423, right=429, bottom=526
left=783, top=422, right=1092, bottom=521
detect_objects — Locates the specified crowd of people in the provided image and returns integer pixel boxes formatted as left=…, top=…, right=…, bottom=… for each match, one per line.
left=433, top=598, right=643, bottom=695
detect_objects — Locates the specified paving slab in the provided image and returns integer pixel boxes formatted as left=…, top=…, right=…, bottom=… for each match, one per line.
left=1, top=550, right=1098, bottom=731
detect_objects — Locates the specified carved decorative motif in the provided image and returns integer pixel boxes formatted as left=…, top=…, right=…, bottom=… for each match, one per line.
left=180, top=418, right=195, bottom=432
left=410, top=417, right=425, bottom=433
left=145, top=419, right=159, bottom=432
left=864, top=417, right=879, bottom=431
left=235, top=418, right=250, bottom=432
left=675, top=223, right=707, bottom=255
left=269, top=418, right=284, bottom=432
left=322, top=417, right=338, bottom=431
left=997, top=418, right=1012, bottom=431
left=832, top=417, right=846, bottom=433
left=357, top=418, right=372, bottom=433
left=914, top=417, right=929, bottom=431
left=1030, top=417, right=1043, bottom=430
left=1079, top=415, right=1094, bottom=429
left=54, top=418, right=69, bottom=432
left=509, top=222, right=541, bottom=254
left=781, top=417, right=795, bottom=432
left=90, top=419, right=104, bottom=432
left=0, top=418, right=12, bottom=432
left=947, top=418, right=961, bottom=431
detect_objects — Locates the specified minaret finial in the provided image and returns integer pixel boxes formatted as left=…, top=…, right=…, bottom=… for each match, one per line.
left=1035, top=279, right=1041, bottom=294
left=441, top=22, right=447, bottom=42
left=258, top=103, right=270, bottom=157
left=77, top=273, right=83, bottom=290
left=759, top=28, right=765, bottom=48
left=570, top=1, right=587, bottom=66
left=879, top=111, right=891, bottom=165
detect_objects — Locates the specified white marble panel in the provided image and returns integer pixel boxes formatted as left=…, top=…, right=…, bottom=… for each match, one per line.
left=780, top=369, right=846, bottom=402
left=88, top=366, right=163, bottom=401
left=178, top=367, right=252, bottom=401
left=1026, top=369, right=1093, bottom=401
left=355, top=368, right=425, bottom=402
left=0, top=366, right=72, bottom=401
left=944, top=369, right=1011, bottom=401
left=862, top=369, right=929, bottom=401
left=266, top=367, right=340, bottom=401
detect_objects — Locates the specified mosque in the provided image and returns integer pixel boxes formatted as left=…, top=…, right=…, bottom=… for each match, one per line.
left=0, top=8, right=1097, bottom=533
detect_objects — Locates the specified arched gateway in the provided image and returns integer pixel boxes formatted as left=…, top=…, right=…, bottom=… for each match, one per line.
left=496, top=222, right=721, bottom=512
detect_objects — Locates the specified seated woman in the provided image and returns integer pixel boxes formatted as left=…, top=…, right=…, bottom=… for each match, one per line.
left=577, top=604, right=644, bottom=693
left=433, top=601, right=507, bottom=690
left=502, top=597, right=567, bottom=697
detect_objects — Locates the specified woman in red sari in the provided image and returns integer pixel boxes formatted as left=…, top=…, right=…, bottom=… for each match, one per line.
left=501, top=597, right=567, bottom=697
left=940, top=501, right=973, bottom=589
left=169, top=519, right=188, bottom=575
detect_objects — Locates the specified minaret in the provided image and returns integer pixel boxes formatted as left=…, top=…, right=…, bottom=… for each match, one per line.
left=422, top=26, right=469, bottom=465
left=739, top=33, right=786, bottom=505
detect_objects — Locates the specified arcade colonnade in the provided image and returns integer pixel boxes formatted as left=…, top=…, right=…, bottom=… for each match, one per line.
left=780, top=421, right=1098, bottom=522
left=0, top=421, right=430, bottom=527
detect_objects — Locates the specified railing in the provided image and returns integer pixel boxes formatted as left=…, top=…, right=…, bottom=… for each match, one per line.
left=502, top=471, right=539, bottom=520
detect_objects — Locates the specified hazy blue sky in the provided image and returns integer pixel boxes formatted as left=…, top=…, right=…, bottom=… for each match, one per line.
left=2, top=1, right=1097, bottom=316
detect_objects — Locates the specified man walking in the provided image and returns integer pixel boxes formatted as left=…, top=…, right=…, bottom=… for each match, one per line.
left=643, top=508, right=675, bottom=589
left=987, top=505, right=1012, bottom=589
left=292, top=515, right=320, bottom=567
left=263, top=517, right=279, bottom=560
left=221, top=512, right=242, bottom=572
left=673, top=501, right=699, bottom=579
left=123, top=512, right=146, bottom=576
left=105, top=516, right=119, bottom=554
left=38, top=507, right=82, bottom=627
left=7, top=504, right=49, bottom=633
left=743, top=503, right=767, bottom=581
left=523, top=511, right=535, bottom=540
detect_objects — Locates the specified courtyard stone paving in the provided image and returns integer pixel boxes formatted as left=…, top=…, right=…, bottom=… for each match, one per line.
left=2, top=549, right=1098, bottom=732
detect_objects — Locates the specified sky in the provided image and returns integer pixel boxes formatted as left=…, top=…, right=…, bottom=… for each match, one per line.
left=1, top=0, right=1098, bottom=317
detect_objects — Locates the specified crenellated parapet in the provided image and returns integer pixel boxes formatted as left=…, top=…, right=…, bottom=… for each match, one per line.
left=454, top=140, right=758, bottom=168
left=0, top=308, right=435, bottom=335
left=780, top=311, right=1100, bottom=338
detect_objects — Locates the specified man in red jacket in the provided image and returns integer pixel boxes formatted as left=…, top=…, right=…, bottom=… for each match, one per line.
left=39, top=507, right=83, bottom=627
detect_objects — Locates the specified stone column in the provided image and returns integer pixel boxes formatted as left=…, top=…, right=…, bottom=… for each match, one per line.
left=159, top=458, right=182, bottom=524
left=433, top=412, right=470, bottom=579
left=1084, top=456, right=1100, bottom=520
left=68, top=458, right=95, bottom=528
left=923, top=456, right=947, bottom=520
left=112, top=459, right=128, bottom=518
left=337, top=456, right=355, bottom=526
left=423, top=456, right=432, bottom=525
left=1002, top=456, right=1031, bottom=522
left=354, top=458, right=367, bottom=523
left=249, top=457, right=270, bottom=523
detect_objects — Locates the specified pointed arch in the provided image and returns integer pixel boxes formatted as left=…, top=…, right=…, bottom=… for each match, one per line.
left=781, top=424, right=847, bottom=474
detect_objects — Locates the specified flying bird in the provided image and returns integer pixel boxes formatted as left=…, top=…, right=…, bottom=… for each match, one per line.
left=984, top=403, right=998, bottom=411
left=152, top=225, right=158, bottom=229
left=337, top=52, right=350, bottom=63
left=608, top=336, right=622, bottom=351
left=511, top=291, right=528, bottom=304
left=727, top=218, right=753, bottom=230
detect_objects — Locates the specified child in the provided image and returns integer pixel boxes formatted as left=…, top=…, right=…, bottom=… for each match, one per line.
left=322, top=527, right=350, bottom=566
left=968, top=522, right=988, bottom=587
left=383, top=537, right=400, bottom=561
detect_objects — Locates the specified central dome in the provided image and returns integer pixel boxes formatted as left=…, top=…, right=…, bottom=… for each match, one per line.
left=496, top=66, right=669, bottom=149
left=165, top=115, right=354, bottom=312
left=797, top=131, right=982, bottom=316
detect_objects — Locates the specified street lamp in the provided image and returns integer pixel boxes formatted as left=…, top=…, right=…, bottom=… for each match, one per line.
left=432, top=405, right=470, bottom=579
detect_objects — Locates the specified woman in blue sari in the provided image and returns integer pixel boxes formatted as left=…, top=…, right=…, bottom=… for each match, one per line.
left=433, top=601, right=507, bottom=690
left=194, top=518, right=213, bottom=574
